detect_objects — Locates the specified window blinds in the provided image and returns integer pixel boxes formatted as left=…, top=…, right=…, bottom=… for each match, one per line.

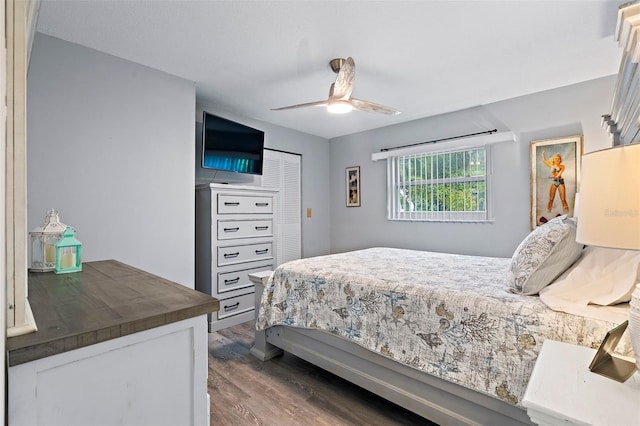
left=387, top=146, right=492, bottom=222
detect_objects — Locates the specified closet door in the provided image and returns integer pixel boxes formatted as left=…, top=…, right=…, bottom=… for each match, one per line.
left=262, top=149, right=301, bottom=266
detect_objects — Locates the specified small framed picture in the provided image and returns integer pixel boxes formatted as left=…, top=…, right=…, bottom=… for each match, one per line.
left=346, top=166, right=361, bottom=207
left=530, top=135, right=583, bottom=229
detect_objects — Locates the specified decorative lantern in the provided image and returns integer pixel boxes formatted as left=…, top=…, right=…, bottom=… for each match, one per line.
left=54, top=226, right=82, bottom=274
left=29, top=209, right=67, bottom=272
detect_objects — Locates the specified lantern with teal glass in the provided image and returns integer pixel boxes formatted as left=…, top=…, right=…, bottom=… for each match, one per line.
left=54, top=226, right=82, bottom=274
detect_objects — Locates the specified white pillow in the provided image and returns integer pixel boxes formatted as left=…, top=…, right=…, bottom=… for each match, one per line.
left=506, top=215, right=584, bottom=295
left=540, top=246, right=640, bottom=306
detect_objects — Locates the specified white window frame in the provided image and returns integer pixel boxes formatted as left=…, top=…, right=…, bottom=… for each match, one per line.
left=386, top=145, right=494, bottom=222
left=372, top=131, right=515, bottom=223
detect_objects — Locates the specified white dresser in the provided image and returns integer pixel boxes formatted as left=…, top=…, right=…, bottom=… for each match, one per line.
left=8, top=261, right=217, bottom=426
left=196, top=183, right=278, bottom=331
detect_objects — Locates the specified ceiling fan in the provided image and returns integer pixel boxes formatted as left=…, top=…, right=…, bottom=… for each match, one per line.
left=271, top=57, right=401, bottom=115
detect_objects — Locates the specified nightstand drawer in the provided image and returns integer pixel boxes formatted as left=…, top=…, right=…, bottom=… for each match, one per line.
left=217, top=263, right=273, bottom=294
left=217, top=219, right=273, bottom=240
left=217, top=293, right=254, bottom=320
left=217, top=242, right=273, bottom=266
left=217, top=194, right=273, bottom=214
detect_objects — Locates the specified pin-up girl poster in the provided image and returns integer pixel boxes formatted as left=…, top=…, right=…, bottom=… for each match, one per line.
left=530, top=135, right=582, bottom=229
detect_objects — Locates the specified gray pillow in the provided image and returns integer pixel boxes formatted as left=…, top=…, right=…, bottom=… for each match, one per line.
left=507, top=215, right=584, bottom=295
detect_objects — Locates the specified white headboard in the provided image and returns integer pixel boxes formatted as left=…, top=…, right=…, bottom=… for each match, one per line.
left=604, top=1, right=640, bottom=146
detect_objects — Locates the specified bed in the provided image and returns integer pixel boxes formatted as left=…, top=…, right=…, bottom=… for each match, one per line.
left=251, top=216, right=636, bottom=425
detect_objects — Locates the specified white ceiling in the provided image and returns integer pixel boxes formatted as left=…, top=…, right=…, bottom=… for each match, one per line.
left=35, top=0, right=622, bottom=139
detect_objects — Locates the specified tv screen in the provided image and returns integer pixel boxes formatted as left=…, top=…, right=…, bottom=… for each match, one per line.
left=202, top=112, right=264, bottom=175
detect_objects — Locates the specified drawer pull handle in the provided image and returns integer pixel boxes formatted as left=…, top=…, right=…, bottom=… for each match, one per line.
left=223, top=227, right=240, bottom=232
left=224, top=277, right=240, bottom=285
left=255, top=226, right=269, bottom=231
left=255, top=202, right=269, bottom=207
left=224, top=202, right=240, bottom=206
left=224, top=302, right=240, bottom=312
left=255, top=249, right=269, bottom=255
left=223, top=252, right=240, bottom=259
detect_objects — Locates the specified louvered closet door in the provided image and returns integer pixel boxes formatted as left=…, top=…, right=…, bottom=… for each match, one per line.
left=262, top=149, right=302, bottom=266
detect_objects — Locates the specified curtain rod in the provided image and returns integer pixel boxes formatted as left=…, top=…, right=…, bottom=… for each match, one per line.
left=379, top=129, right=498, bottom=152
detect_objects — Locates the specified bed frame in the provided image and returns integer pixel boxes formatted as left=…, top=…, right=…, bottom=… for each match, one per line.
left=249, top=275, right=534, bottom=426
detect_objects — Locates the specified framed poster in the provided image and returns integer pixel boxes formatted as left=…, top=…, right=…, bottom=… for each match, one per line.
left=346, top=166, right=361, bottom=207
left=530, top=135, right=583, bottom=229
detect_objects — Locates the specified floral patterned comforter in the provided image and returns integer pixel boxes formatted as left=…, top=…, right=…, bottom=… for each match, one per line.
left=256, top=247, right=630, bottom=406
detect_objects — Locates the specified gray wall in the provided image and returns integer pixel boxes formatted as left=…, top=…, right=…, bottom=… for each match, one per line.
left=195, top=104, right=331, bottom=259
left=27, top=34, right=197, bottom=287
left=329, top=76, right=617, bottom=258
left=26, top=32, right=331, bottom=291
left=27, top=32, right=612, bottom=276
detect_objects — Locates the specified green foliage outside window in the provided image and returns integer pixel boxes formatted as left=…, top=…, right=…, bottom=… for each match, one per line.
left=398, top=148, right=486, bottom=213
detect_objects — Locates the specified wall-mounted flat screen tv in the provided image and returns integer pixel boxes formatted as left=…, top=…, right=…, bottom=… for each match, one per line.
left=202, top=112, right=264, bottom=175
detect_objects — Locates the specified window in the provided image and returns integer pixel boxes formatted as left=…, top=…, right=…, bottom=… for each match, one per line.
left=387, top=146, right=492, bottom=222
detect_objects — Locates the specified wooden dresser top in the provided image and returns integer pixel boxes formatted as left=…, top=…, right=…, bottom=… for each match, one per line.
left=7, top=260, right=219, bottom=366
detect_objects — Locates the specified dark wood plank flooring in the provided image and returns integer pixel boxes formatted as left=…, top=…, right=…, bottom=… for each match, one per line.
left=208, top=321, right=435, bottom=426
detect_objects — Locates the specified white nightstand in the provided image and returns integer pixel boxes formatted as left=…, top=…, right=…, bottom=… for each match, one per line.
left=523, top=340, right=640, bottom=426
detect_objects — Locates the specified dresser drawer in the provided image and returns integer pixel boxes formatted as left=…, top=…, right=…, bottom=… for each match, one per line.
left=217, top=242, right=273, bottom=266
left=217, top=219, right=273, bottom=240
left=217, top=194, right=273, bottom=214
left=216, top=293, right=254, bottom=320
left=217, top=263, right=273, bottom=294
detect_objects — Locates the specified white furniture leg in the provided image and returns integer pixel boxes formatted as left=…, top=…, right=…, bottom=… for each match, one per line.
left=249, top=271, right=283, bottom=361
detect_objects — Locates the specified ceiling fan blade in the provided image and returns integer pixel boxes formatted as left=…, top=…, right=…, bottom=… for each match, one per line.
left=332, top=57, right=355, bottom=100
left=271, top=100, right=328, bottom=111
left=350, top=98, right=401, bottom=115
left=272, top=57, right=398, bottom=116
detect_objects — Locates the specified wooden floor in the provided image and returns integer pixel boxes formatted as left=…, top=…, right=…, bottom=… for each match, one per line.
left=208, top=321, right=436, bottom=426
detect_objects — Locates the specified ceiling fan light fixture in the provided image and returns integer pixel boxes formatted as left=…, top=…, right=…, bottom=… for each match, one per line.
left=272, top=57, right=400, bottom=115
left=327, top=100, right=353, bottom=114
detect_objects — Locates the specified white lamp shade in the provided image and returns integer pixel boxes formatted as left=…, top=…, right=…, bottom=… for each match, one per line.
left=576, top=143, right=640, bottom=249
